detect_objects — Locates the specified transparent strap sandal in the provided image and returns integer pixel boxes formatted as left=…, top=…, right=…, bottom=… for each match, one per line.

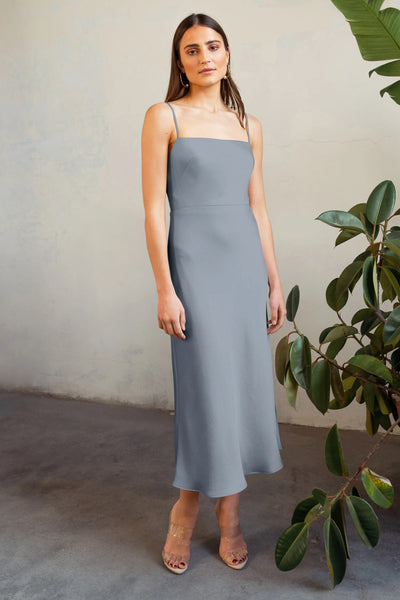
left=162, top=521, right=195, bottom=574
left=218, top=523, right=248, bottom=570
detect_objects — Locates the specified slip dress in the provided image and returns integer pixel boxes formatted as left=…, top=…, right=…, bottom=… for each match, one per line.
left=165, top=101, right=283, bottom=497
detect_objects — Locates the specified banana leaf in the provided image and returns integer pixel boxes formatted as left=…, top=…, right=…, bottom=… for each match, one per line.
left=330, top=0, right=400, bottom=105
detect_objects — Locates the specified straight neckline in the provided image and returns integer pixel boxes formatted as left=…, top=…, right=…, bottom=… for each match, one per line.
left=168, top=136, right=253, bottom=160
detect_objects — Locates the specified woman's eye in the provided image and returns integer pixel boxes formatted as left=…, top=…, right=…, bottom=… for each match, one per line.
left=187, top=45, right=219, bottom=55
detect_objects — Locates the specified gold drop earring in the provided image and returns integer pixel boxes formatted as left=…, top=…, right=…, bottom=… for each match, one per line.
left=223, top=63, right=231, bottom=80
left=180, top=71, right=189, bottom=88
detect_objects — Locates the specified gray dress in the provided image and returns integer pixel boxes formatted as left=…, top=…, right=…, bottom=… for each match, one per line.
left=165, top=101, right=283, bottom=498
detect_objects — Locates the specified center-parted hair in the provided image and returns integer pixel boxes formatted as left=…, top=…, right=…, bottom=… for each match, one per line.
left=165, top=13, right=246, bottom=129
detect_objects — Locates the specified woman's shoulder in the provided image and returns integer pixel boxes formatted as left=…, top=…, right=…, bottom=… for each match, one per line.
left=144, top=101, right=172, bottom=118
left=244, top=112, right=262, bottom=143
left=245, top=112, right=262, bottom=130
left=143, top=102, right=175, bottom=135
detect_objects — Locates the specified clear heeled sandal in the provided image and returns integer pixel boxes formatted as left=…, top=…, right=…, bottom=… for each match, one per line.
left=162, top=520, right=195, bottom=574
left=218, top=522, right=249, bottom=570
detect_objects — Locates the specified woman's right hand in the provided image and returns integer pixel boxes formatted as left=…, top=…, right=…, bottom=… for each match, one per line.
left=157, top=291, right=186, bottom=339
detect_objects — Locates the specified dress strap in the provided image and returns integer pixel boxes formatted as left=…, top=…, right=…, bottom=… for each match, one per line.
left=244, top=112, right=250, bottom=143
left=165, top=102, right=180, bottom=138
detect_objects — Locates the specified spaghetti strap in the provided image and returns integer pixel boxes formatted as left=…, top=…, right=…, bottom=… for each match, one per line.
left=244, top=112, right=250, bottom=143
left=166, top=102, right=180, bottom=138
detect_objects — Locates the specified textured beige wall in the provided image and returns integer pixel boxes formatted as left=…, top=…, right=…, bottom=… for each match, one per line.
left=1, top=0, right=399, bottom=432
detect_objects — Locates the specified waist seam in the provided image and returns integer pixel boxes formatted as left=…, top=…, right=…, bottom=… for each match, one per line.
left=170, top=202, right=250, bottom=212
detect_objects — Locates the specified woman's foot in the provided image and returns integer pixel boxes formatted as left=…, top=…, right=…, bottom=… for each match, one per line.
left=162, top=496, right=199, bottom=574
left=215, top=497, right=248, bottom=569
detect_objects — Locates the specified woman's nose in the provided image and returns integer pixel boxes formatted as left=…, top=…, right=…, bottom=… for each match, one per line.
left=199, top=49, right=211, bottom=62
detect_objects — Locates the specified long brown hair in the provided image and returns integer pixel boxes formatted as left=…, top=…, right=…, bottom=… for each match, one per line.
left=165, top=13, right=246, bottom=129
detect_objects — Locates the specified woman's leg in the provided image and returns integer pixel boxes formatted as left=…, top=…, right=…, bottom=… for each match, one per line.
left=162, top=489, right=200, bottom=570
left=215, top=492, right=248, bottom=567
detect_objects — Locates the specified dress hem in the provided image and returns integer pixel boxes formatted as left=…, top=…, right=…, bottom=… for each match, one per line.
left=172, top=461, right=284, bottom=498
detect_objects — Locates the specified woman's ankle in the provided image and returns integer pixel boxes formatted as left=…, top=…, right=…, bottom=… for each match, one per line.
left=172, top=497, right=199, bottom=523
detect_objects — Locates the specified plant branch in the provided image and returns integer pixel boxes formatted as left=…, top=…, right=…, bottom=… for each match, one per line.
left=291, top=322, right=392, bottom=394
left=307, top=415, right=400, bottom=525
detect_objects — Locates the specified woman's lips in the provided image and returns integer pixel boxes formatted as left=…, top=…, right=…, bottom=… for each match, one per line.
left=200, top=69, right=215, bottom=73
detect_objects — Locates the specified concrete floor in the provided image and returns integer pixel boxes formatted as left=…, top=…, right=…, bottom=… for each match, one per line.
left=0, top=390, right=399, bottom=600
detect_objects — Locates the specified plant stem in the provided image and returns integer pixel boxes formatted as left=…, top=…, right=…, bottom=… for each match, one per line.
left=348, top=415, right=400, bottom=488
left=307, top=415, right=400, bottom=524
left=291, top=322, right=391, bottom=393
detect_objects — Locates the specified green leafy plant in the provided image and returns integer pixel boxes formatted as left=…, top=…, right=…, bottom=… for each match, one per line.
left=273, top=2, right=400, bottom=586
left=330, top=0, right=400, bottom=105
left=274, top=184, right=400, bottom=587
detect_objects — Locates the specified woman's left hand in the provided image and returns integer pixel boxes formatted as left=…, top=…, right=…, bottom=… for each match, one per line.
left=267, top=286, right=287, bottom=334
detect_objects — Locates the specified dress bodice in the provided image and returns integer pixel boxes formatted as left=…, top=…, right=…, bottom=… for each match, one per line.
left=167, top=137, right=254, bottom=212
left=165, top=102, right=254, bottom=212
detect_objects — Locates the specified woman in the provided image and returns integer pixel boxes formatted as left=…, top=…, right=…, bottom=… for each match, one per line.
left=141, top=13, right=286, bottom=574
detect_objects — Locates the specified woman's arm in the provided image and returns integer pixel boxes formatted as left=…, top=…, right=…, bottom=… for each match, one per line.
left=247, top=114, right=286, bottom=334
left=141, top=102, right=186, bottom=339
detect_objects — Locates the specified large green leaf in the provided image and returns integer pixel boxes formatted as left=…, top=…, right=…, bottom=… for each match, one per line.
left=360, top=314, right=381, bottom=335
left=330, top=363, right=346, bottom=403
left=362, top=256, right=378, bottom=308
left=379, top=79, right=400, bottom=104
left=361, top=467, right=394, bottom=508
left=275, top=335, right=290, bottom=385
left=311, top=360, right=331, bottom=414
left=275, top=522, right=310, bottom=571
left=326, top=337, right=347, bottom=359
left=349, top=202, right=376, bottom=236
left=375, top=387, right=391, bottom=414
left=291, top=496, right=319, bottom=525
left=328, top=389, right=356, bottom=410
left=335, top=228, right=361, bottom=246
left=383, top=305, right=400, bottom=345
left=366, top=180, right=396, bottom=224
left=380, top=266, right=396, bottom=301
left=329, top=0, right=400, bottom=105
left=324, top=518, right=347, bottom=588
left=330, top=0, right=400, bottom=59
left=371, top=322, right=385, bottom=355
left=316, top=210, right=365, bottom=232
left=312, top=487, right=328, bottom=506
left=304, top=503, right=322, bottom=523
left=326, top=278, right=348, bottom=311
left=345, top=495, right=380, bottom=548
left=383, top=241, right=400, bottom=258
left=336, top=261, right=363, bottom=301
left=331, top=498, right=350, bottom=559
left=351, top=307, right=376, bottom=324
left=286, top=285, right=299, bottom=322
left=391, top=347, right=400, bottom=372
left=347, top=354, right=393, bottom=383
left=325, top=424, right=349, bottom=477
left=363, top=381, right=376, bottom=412
left=366, top=406, right=379, bottom=435
left=381, top=248, right=400, bottom=271
left=312, top=488, right=330, bottom=518
left=369, top=58, right=400, bottom=75
left=290, top=335, right=312, bottom=390
left=321, top=324, right=358, bottom=343
left=376, top=412, right=392, bottom=430
left=284, top=364, right=298, bottom=408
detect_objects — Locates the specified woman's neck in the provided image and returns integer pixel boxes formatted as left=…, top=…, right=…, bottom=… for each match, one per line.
left=182, top=85, right=228, bottom=113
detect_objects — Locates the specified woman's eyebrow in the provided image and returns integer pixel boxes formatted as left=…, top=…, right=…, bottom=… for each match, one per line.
left=183, top=40, right=221, bottom=49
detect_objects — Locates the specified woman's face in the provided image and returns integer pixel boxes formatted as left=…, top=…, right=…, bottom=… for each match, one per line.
left=178, top=25, right=229, bottom=88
